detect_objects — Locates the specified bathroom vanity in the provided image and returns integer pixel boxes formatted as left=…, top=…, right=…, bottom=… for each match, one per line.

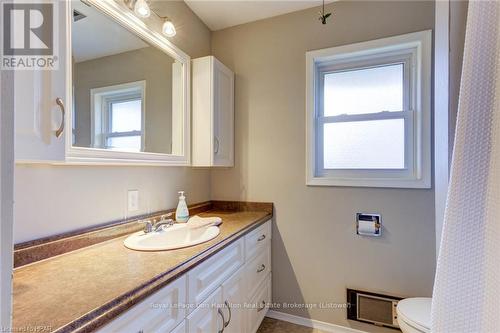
left=12, top=202, right=272, bottom=333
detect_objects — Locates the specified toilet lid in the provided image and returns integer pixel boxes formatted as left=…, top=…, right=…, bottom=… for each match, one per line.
left=397, top=297, right=431, bottom=332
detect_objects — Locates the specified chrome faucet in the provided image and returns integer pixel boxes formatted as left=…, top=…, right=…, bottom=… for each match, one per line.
left=152, top=213, right=175, bottom=232
left=138, top=213, right=174, bottom=233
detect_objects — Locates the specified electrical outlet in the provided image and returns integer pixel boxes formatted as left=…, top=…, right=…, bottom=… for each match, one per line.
left=128, top=190, right=139, bottom=212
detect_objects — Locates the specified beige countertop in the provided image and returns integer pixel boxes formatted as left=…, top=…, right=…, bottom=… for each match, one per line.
left=13, top=210, right=271, bottom=333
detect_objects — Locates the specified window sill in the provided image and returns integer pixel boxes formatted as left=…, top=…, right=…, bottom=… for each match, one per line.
left=306, top=176, right=431, bottom=189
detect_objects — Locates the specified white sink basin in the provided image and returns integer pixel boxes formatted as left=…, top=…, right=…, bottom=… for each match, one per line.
left=124, top=224, right=220, bottom=251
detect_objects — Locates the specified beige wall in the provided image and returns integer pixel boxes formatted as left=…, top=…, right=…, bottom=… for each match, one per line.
left=211, top=1, right=436, bottom=331
left=74, top=46, right=175, bottom=154
left=14, top=1, right=211, bottom=243
left=449, top=1, right=468, bottom=157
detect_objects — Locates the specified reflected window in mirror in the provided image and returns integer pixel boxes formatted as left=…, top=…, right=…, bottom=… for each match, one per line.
left=90, top=81, right=145, bottom=152
left=71, top=1, right=184, bottom=155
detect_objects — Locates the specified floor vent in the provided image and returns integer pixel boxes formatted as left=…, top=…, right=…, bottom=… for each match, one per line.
left=347, top=288, right=402, bottom=330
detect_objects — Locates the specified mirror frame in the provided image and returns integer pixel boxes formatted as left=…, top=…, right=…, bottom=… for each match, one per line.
left=65, top=0, right=191, bottom=166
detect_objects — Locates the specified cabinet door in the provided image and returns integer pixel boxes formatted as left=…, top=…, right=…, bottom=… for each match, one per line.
left=15, top=0, right=70, bottom=162
left=96, top=277, right=187, bottom=333
left=212, top=57, right=234, bottom=167
left=247, top=274, right=271, bottom=333
left=221, top=267, right=246, bottom=333
left=186, top=287, right=223, bottom=333
left=171, top=320, right=186, bottom=333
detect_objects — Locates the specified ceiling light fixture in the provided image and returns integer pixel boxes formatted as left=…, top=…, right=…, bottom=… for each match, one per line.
left=162, top=18, right=176, bottom=37
left=134, top=0, right=150, bottom=18
left=125, top=0, right=176, bottom=37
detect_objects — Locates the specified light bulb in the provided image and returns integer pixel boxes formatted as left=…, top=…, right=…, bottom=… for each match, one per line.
left=134, top=0, right=150, bottom=18
left=162, top=19, right=176, bottom=37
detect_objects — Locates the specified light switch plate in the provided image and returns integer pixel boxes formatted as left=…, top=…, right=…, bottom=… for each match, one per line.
left=127, top=190, right=139, bottom=212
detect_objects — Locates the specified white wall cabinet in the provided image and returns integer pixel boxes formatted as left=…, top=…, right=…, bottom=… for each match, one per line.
left=96, top=220, right=271, bottom=333
left=192, top=56, right=234, bottom=167
left=14, top=0, right=70, bottom=163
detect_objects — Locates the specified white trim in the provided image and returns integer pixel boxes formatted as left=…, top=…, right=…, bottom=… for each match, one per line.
left=306, top=30, right=432, bottom=188
left=65, top=0, right=191, bottom=166
left=0, top=59, right=14, bottom=329
left=434, top=1, right=450, bottom=257
left=266, top=311, right=367, bottom=333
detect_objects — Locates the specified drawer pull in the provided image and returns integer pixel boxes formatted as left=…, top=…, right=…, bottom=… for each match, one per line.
left=257, top=300, right=266, bottom=312
left=257, top=234, right=266, bottom=242
left=214, top=136, right=220, bottom=154
left=257, top=264, right=266, bottom=273
left=218, top=308, right=225, bottom=333
left=224, top=300, right=232, bottom=327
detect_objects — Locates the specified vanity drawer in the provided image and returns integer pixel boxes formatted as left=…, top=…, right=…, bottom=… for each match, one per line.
left=97, top=276, right=187, bottom=333
left=187, top=238, right=244, bottom=311
left=245, top=220, right=271, bottom=261
left=245, top=244, right=271, bottom=298
left=247, top=273, right=272, bottom=333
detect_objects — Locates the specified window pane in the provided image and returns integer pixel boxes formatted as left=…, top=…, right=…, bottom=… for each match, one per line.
left=110, top=99, right=142, bottom=132
left=107, top=136, right=141, bottom=152
left=323, top=119, right=405, bottom=169
left=323, top=64, right=403, bottom=116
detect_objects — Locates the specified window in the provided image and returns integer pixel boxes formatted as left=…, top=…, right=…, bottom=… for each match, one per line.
left=90, top=81, right=145, bottom=152
left=306, top=31, right=431, bottom=188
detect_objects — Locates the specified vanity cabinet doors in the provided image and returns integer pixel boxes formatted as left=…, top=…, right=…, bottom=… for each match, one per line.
left=192, top=56, right=234, bottom=167
left=186, top=287, right=223, bottom=333
left=15, top=0, right=70, bottom=163
left=221, top=267, right=247, bottom=333
left=96, top=276, right=186, bottom=333
left=247, top=275, right=272, bottom=333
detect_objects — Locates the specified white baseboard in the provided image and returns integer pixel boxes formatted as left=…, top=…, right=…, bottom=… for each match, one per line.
left=266, top=310, right=367, bottom=333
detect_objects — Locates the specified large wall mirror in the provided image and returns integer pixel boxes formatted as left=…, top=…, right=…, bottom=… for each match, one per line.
left=67, top=0, right=189, bottom=164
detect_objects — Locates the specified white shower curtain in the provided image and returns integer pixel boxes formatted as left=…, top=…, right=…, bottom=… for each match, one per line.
left=431, top=1, right=500, bottom=332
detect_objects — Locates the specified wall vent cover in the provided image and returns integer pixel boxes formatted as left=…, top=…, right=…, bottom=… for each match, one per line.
left=347, top=288, right=402, bottom=329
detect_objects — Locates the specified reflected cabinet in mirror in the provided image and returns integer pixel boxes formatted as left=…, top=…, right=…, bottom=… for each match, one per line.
left=67, top=0, right=189, bottom=164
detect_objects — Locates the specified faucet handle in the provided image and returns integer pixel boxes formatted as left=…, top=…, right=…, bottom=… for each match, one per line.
left=138, top=219, right=153, bottom=233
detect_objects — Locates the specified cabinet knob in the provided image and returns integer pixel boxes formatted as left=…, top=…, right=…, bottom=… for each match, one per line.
left=257, top=264, right=266, bottom=273
left=257, top=234, right=266, bottom=242
left=55, top=97, right=65, bottom=138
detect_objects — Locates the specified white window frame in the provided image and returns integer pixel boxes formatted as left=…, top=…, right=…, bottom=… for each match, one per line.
left=90, top=80, right=146, bottom=151
left=306, top=30, right=432, bottom=188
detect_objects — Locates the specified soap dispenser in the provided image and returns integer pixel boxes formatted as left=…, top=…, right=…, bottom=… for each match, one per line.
left=175, top=191, right=189, bottom=222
